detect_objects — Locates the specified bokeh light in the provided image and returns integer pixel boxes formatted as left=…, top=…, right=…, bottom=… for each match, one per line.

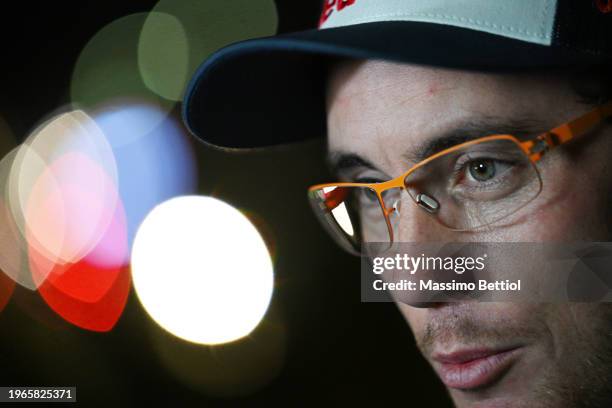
left=36, top=259, right=131, bottom=332
left=8, top=144, right=65, bottom=274
left=0, top=100, right=195, bottom=330
left=240, top=209, right=278, bottom=263
left=0, top=108, right=132, bottom=330
left=92, top=103, right=197, bottom=249
left=0, top=0, right=275, bottom=338
left=29, top=197, right=128, bottom=304
left=132, top=196, right=274, bottom=345
left=71, top=13, right=174, bottom=125
left=0, top=149, right=31, bottom=289
left=4, top=111, right=122, bottom=287
left=138, top=12, right=189, bottom=101
left=140, top=0, right=278, bottom=100
left=31, top=199, right=130, bottom=332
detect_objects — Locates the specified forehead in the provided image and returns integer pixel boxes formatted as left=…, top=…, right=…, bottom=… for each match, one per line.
left=326, top=60, right=572, bottom=115
left=325, top=60, right=576, bottom=174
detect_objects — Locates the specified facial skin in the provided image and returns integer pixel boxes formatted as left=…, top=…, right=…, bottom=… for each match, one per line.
left=326, top=60, right=612, bottom=407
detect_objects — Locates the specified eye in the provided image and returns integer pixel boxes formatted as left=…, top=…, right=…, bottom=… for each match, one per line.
left=346, top=177, right=381, bottom=205
left=468, top=159, right=496, bottom=182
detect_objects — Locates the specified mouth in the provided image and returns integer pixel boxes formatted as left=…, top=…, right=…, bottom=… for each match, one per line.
left=431, top=346, right=523, bottom=390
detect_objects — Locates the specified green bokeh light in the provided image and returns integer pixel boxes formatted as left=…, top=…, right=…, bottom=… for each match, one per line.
left=140, top=0, right=278, bottom=101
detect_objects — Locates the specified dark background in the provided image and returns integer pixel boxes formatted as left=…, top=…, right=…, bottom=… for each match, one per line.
left=0, top=1, right=451, bottom=406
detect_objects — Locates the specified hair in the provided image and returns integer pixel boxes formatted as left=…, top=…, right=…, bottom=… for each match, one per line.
left=569, top=64, right=612, bottom=107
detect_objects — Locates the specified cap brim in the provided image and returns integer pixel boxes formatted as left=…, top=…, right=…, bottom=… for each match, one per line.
left=183, top=21, right=606, bottom=149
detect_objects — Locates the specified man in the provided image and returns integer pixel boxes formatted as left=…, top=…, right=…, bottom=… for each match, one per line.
left=183, top=1, right=612, bottom=406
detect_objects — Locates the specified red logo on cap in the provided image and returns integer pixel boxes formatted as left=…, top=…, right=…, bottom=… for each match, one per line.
left=596, top=0, right=612, bottom=13
left=319, top=0, right=357, bottom=27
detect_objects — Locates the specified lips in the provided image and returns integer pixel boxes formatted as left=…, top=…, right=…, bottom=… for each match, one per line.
left=431, top=346, right=522, bottom=390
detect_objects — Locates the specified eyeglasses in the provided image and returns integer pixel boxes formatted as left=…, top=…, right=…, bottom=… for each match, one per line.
left=308, top=102, right=612, bottom=256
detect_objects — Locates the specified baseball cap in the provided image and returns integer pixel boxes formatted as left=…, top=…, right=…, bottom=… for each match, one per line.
left=183, top=0, right=612, bottom=149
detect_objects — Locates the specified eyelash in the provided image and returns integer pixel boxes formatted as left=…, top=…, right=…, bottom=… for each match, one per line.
left=354, top=177, right=385, bottom=184
left=451, top=155, right=517, bottom=188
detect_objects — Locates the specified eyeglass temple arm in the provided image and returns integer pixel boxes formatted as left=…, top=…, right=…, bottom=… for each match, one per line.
left=523, top=101, right=612, bottom=161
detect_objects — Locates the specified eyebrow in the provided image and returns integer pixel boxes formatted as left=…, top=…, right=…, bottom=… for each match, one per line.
left=327, top=152, right=379, bottom=175
left=328, top=116, right=544, bottom=176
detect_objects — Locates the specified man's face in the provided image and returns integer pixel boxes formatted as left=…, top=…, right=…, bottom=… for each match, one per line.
left=326, top=60, right=612, bottom=407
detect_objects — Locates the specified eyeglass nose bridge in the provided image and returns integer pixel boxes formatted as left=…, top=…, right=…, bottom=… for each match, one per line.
left=383, top=189, right=440, bottom=229
left=384, top=184, right=441, bottom=219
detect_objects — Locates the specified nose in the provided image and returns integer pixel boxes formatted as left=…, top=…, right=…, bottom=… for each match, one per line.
left=389, top=192, right=472, bottom=308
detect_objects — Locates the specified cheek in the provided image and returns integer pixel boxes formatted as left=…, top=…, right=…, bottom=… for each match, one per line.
left=489, top=158, right=612, bottom=241
left=539, top=173, right=610, bottom=240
